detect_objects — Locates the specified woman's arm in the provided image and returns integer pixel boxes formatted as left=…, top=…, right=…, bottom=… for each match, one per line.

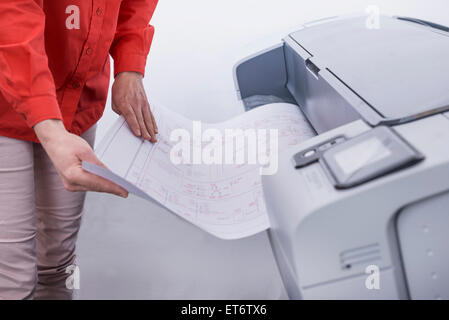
left=110, top=0, right=159, bottom=142
left=0, top=1, right=127, bottom=197
left=0, top=0, right=61, bottom=126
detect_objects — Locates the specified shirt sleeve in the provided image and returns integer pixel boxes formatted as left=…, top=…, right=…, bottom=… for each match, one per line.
left=0, top=1, right=62, bottom=128
left=110, top=0, right=158, bottom=77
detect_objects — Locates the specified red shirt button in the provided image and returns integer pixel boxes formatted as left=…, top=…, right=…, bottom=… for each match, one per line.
left=96, top=8, right=102, bottom=16
left=86, top=47, right=92, bottom=55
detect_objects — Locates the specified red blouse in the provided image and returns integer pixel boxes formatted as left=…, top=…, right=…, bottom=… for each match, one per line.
left=0, top=0, right=158, bottom=142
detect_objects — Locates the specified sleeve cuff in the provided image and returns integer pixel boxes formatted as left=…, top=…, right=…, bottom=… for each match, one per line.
left=113, top=52, right=147, bottom=78
left=17, top=95, right=62, bottom=128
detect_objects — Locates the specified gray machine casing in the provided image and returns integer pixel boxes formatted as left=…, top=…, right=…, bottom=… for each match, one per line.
left=234, top=15, right=449, bottom=299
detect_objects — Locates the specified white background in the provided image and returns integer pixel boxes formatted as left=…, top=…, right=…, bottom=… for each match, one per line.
left=77, top=0, right=449, bottom=299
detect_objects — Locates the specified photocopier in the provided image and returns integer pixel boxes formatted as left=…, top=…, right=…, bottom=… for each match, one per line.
left=234, top=15, right=449, bottom=299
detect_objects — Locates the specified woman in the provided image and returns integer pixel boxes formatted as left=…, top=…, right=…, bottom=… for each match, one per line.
left=0, top=0, right=158, bottom=299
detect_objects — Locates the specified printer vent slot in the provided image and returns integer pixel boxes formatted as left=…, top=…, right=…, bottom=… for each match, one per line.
left=340, top=243, right=381, bottom=270
left=305, top=58, right=320, bottom=79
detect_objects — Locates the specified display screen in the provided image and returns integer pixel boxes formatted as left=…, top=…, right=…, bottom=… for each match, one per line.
left=334, top=137, right=391, bottom=175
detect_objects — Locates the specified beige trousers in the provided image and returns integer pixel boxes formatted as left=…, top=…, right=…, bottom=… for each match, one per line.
left=0, top=125, right=96, bottom=300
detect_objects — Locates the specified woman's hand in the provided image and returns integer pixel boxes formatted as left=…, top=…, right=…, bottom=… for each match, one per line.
left=34, top=119, right=128, bottom=197
left=111, top=71, right=158, bottom=142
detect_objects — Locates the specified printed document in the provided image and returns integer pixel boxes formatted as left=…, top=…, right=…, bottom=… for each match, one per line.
left=83, top=102, right=315, bottom=239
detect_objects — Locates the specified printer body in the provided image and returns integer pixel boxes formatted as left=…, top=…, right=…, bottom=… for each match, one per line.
left=234, top=15, right=449, bottom=299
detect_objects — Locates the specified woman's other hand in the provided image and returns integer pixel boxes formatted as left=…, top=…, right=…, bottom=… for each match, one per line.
left=111, top=71, right=158, bottom=142
left=34, top=119, right=128, bottom=197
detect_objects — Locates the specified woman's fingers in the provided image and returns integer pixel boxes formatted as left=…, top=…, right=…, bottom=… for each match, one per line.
left=121, top=103, right=141, bottom=137
left=142, top=101, right=157, bottom=142
left=126, top=96, right=157, bottom=143
left=150, top=106, right=158, bottom=134
left=72, top=169, right=128, bottom=197
left=74, top=143, right=129, bottom=197
left=112, top=90, right=158, bottom=142
left=132, top=98, right=152, bottom=141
